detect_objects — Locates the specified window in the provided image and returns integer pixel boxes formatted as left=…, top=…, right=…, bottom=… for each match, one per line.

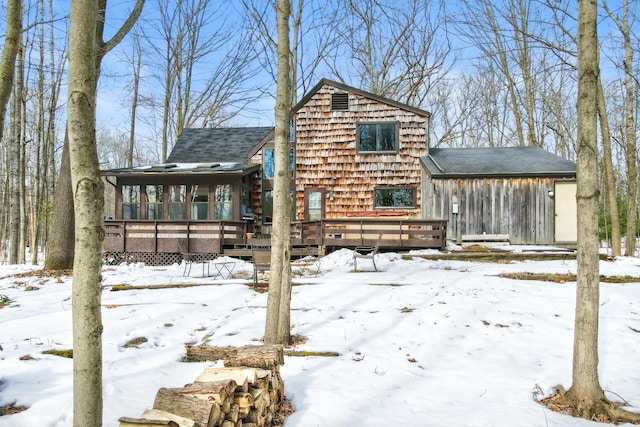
left=190, top=185, right=209, bottom=220
left=331, top=93, right=349, bottom=111
left=357, top=122, right=398, bottom=152
left=307, top=191, right=323, bottom=221
left=145, top=185, right=163, bottom=220
left=262, top=189, right=295, bottom=224
left=374, top=187, right=416, bottom=209
left=263, top=148, right=295, bottom=179
left=122, top=185, right=140, bottom=219
left=214, top=185, right=233, bottom=220
left=167, top=185, right=186, bottom=220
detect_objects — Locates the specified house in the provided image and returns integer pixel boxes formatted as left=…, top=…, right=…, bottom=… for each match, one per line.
left=101, top=79, right=575, bottom=264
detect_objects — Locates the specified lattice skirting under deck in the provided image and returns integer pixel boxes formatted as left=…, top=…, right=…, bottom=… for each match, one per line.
left=104, top=251, right=184, bottom=266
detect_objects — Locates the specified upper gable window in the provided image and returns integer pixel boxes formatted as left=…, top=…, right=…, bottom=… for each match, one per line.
left=331, top=93, right=349, bottom=111
left=357, top=122, right=398, bottom=153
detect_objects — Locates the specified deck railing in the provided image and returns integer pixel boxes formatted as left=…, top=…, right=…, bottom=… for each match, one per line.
left=298, top=218, right=447, bottom=249
left=104, top=220, right=248, bottom=253
left=104, top=218, right=448, bottom=255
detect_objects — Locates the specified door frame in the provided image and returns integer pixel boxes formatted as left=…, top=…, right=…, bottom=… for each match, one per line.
left=304, top=188, right=326, bottom=221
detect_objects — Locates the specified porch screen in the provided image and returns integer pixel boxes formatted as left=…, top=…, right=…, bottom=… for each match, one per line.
left=168, top=185, right=186, bottom=220
left=122, top=185, right=140, bottom=219
left=214, top=185, right=232, bottom=220
left=191, top=185, right=209, bottom=220
left=145, top=185, right=163, bottom=220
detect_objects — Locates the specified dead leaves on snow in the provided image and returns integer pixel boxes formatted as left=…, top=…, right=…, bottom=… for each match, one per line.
left=499, top=272, right=640, bottom=284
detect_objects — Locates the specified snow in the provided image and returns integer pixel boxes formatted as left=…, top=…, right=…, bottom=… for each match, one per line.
left=1, top=247, right=639, bottom=427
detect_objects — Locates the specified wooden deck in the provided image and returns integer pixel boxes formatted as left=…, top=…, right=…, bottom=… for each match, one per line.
left=103, top=218, right=447, bottom=264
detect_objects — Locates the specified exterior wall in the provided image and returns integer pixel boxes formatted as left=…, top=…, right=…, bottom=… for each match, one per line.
left=293, top=84, right=429, bottom=220
left=422, top=175, right=568, bottom=245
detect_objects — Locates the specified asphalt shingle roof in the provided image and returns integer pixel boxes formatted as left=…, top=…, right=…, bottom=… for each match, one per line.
left=166, top=127, right=274, bottom=164
left=422, top=147, right=576, bottom=177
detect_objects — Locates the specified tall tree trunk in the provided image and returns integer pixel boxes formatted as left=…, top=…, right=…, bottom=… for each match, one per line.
left=596, top=76, right=621, bottom=257
left=9, top=80, right=21, bottom=264
left=264, top=0, right=293, bottom=346
left=2, top=0, right=22, bottom=264
left=128, top=32, right=142, bottom=168
left=68, top=0, right=104, bottom=424
left=621, top=6, right=637, bottom=257
left=566, top=0, right=605, bottom=415
left=45, top=0, right=145, bottom=270
left=0, top=0, right=22, bottom=144
left=17, top=44, right=27, bottom=264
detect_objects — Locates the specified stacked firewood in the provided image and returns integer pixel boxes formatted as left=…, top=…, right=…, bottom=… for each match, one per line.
left=119, top=345, right=286, bottom=427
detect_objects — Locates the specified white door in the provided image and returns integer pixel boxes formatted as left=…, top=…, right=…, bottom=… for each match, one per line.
left=554, top=181, right=577, bottom=243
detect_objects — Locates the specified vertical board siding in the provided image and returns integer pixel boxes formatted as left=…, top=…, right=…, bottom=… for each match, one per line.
left=422, top=175, right=557, bottom=244
left=295, top=84, right=428, bottom=220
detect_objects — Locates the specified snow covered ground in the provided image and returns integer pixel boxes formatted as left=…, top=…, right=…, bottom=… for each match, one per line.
left=0, top=247, right=639, bottom=427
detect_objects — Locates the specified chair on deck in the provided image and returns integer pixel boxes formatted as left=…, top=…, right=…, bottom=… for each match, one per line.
left=178, top=239, right=216, bottom=277
left=251, top=244, right=272, bottom=287
left=353, top=234, right=383, bottom=272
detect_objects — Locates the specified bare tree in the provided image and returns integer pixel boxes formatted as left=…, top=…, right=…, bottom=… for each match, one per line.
left=67, top=0, right=103, bottom=422
left=555, top=0, right=639, bottom=422
left=454, top=0, right=542, bottom=147
left=142, top=0, right=261, bottom=161
left=66, top=0, right=146, bottom=423
left=0, top=0, right=23, bottom=265
left=330, top=0, right=451, bottom=107
left=45, top=0, right=145, bottom=271
left=243, top=0, right=342, bottom=104
left=264, top=0, right=293, bottom=346
left=603, top=0, right=637, bottom=257
left=0, top=0, right=22, bottom=144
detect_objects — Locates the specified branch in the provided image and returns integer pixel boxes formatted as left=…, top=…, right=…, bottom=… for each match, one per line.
left=99, top=0, right=146, bottom=59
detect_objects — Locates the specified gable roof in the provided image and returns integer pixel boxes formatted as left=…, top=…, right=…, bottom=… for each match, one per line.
left=293, top=78, right=431, bottom=118
left=422, top=147, right=576, bottom=178
left=166, top=127, right=274, bottom=164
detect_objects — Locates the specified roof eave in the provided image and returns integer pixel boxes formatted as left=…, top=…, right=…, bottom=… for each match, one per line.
left=428, top=171, right=576, bottom=179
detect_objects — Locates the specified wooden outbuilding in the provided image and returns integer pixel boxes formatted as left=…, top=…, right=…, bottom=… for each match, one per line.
left=421, top=147, right=577, bottom=245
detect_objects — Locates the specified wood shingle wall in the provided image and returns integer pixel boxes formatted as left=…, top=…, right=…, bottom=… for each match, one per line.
left=294, top=84, right=429, bottom=220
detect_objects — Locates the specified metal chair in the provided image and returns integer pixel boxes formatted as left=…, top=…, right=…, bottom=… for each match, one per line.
left=178, top=239, right=215, bottom=277
left=251, top=245, right=272, bottom=287
left=353, top=234, right=382, bottom=272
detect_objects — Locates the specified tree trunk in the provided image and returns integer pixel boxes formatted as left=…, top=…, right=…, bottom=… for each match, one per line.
left=620, top=4, right=637, bottom=257
left=596, top=76, right=621, bottom=257
left=264, top=0, right=293, bottom=346
left=9, top=76, right=21, bottom=264
left=0, top=0, right=22, bottom=144
left=44, top=131, right=75, bottom=270
left=68, top=1, right=104, bottom=425
left=565, top=0, right=606, bottom=416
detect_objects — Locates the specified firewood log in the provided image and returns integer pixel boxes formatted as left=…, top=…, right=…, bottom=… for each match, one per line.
left=183, top=345, right=238, bottom=363
left=118, top=417, right=180, bottom=427
left=182, top=380, right=237, bottom=405
left=225, top=404, right=239, bottom=423
left=195, top=367, right=254, bottom=391
left=223, top=345, right=284, bottom=369
left=153, top=387, right=220, bottom=427
left=139, top=409, right=198, bottom=427
left=233, top=392, right=254, bottom=409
